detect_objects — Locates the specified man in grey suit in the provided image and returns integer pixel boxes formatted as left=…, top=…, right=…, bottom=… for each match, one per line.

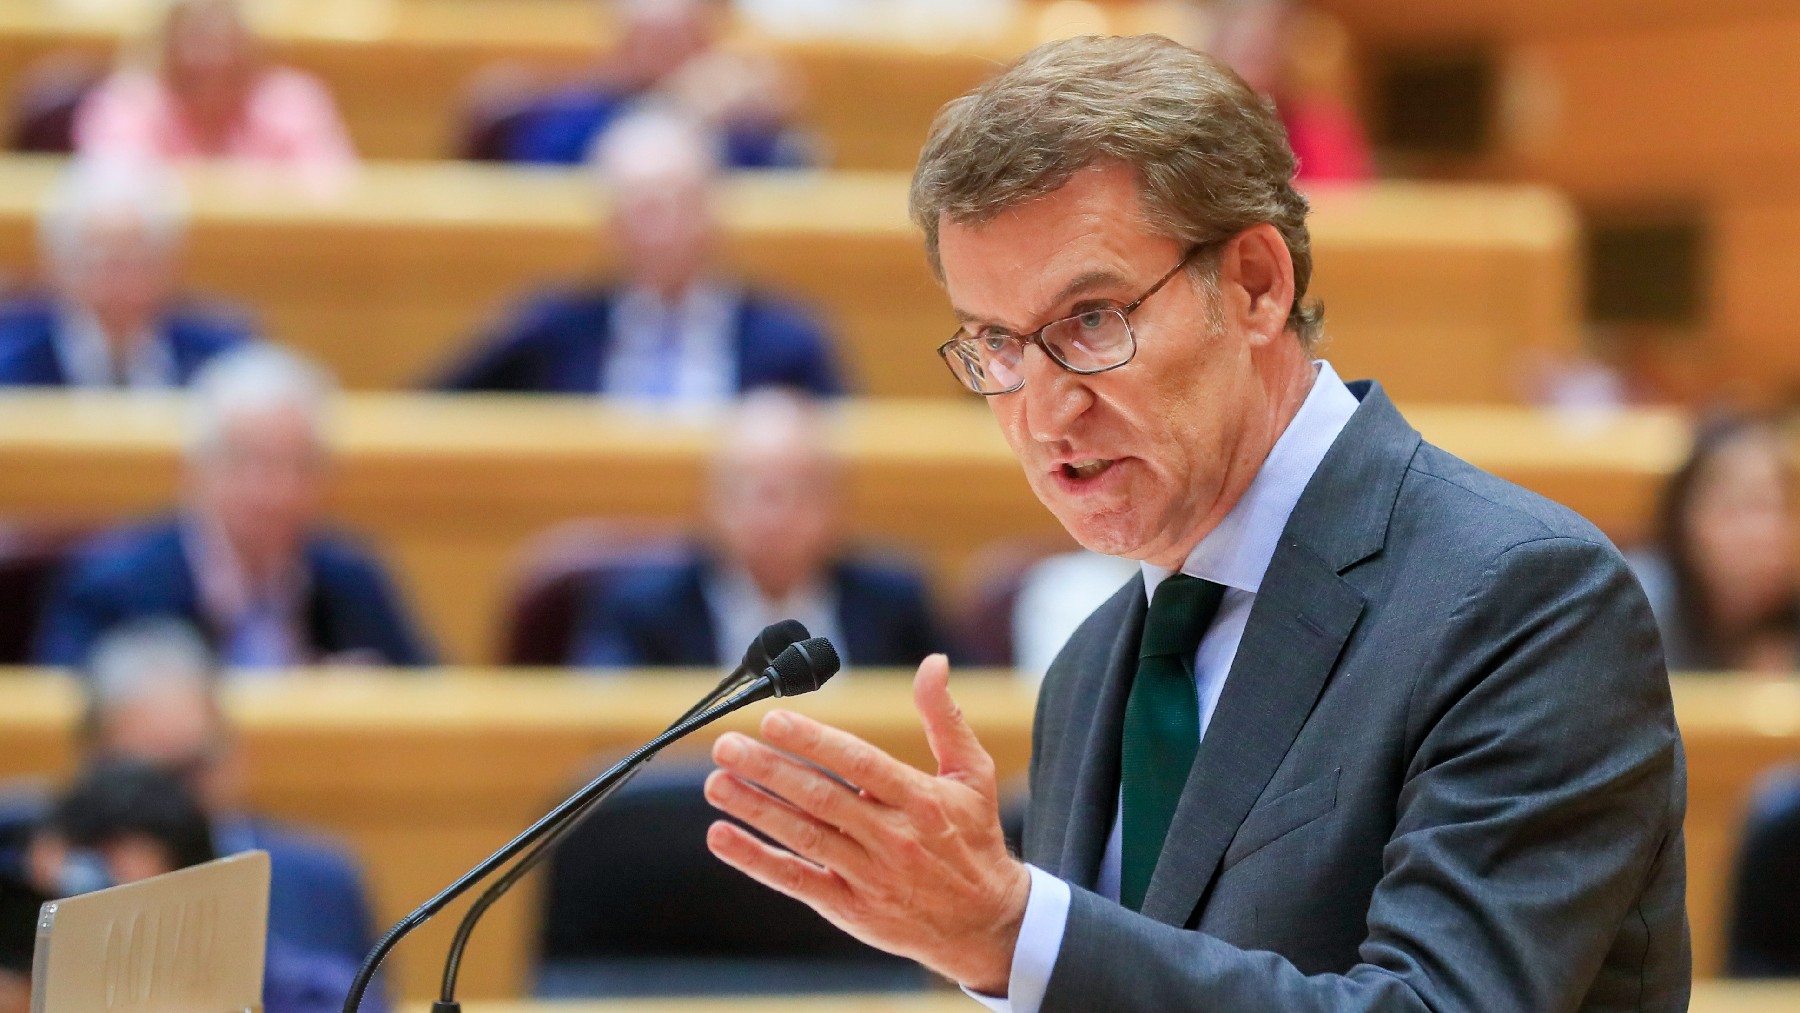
left=701, top=34, right=1689, bottom=1011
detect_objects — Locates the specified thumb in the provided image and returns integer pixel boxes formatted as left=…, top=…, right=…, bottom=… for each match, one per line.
left=913, top=653, right=994, bottom=788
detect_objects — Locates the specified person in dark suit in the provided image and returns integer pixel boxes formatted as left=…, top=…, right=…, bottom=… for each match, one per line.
left=436, top=108, right=844, bottom=401
left=572, top=391, right=942, bottom=669
left=20, top=759, right=384, bottom=1013
left=62, top=621, right=380, bottom=973
left=1725, top=765, right=1800, bottom=976
left=0, top=157, right=254, bottom=388
left=699, top=35, right=1688, bottom=1012
left=34, top=345, right=433, bottom=669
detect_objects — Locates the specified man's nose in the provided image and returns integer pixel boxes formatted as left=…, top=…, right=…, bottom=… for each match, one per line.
left=1016, top=343, right=1093, bottom=444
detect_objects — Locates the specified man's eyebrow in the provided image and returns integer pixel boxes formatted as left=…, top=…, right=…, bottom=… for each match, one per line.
left=951, top=268, right=1132, bottom=332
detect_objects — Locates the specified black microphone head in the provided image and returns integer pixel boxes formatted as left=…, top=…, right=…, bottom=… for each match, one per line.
left=743, top=619, right=810, bottom=673
left=766, top=637, right=841, bottom=697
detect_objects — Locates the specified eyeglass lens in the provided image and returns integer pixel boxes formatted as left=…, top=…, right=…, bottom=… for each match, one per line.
left=949, top=308, right=1134, bottom=393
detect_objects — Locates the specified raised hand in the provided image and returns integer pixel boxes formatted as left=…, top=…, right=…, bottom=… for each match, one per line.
left=704, top=652, right=1031, bottom=996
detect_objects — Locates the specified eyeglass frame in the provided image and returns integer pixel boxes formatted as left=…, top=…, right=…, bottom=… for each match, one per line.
left=935, top=240, right=1217, bottom=396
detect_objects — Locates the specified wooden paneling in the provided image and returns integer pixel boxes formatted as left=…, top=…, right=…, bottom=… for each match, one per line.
left=0, top=672, right=1790, bottom=998
left=1312, top=0, right=1798, bottom=43
left=1492, top=15, right=1800, bottom=203
left=393, top=980, right=1800, bottom=1012
left=1706, top=193, right=1800, bottom=400
left=0, top=159, right=1583, bottom=402
left=0, top=392, right=1688, bottom=662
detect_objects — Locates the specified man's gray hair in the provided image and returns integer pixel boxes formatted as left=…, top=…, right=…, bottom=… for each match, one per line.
left=586, top=104, right=723, bottom=187
left=38, top=157, right=188, bottom=276
left=186, top=343, right=336, bottom=459
left=909, top=34, right=1324, bottom=349
left=81, top=619, right=217, bottom=744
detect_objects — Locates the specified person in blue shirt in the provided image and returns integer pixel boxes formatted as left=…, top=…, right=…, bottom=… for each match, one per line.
left=0, top=157, right=255, bottom=388
left=437, top=107, right=844, bottom=402
left=35, top=345, right=435, bottom=670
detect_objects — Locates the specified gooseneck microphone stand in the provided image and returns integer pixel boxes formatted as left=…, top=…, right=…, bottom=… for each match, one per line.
left=431, top=624, right=805, bottom=1008
left=339, top=634, right=838, bottom=1013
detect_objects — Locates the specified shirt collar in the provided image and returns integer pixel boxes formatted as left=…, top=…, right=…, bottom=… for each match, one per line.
left=53, top=305, right=173, bottom=389
left=1141, top=359, right=1359, bottom=599
left=182, top=512, right=310, bottom=623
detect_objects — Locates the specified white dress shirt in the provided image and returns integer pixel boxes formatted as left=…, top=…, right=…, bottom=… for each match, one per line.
left=969, top=360, right=1359, bottom=1012
left=703, top=564, right=847, bottom=671
left=601, top=283, right=738, bottom=406
left=53, top=306, right=176, bottom=389
left=182, top=514, right=311, bottom=673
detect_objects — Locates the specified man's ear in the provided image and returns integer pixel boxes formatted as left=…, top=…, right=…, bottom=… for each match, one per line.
left=1217, top=223, right=1296, bottom=347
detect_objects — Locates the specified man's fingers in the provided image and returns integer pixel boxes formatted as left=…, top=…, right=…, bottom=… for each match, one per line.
left=752, top=709, right=931, bottom=807
left=713, top=729, right=900, bottom=827
left=706, top=820, right=852, bottom=911
left=703, top=769, right=871, bottom=878
left=912, top=653, right=994, bottom=786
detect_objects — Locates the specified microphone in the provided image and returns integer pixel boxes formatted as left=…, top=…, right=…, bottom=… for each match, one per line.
left=430, top=622, right=816, bottom=1005
left=342, top=636, right=841, bottom=1013
left=421, top=619, right=810, bottom=1004
left=672, top=618, right=810, bottom=726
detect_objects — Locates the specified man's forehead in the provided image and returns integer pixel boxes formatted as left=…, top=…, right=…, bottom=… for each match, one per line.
left=935, top=162, right=1170, bottom=325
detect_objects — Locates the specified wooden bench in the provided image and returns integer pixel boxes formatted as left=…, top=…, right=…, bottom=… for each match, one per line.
left=0, top=392, right=1687, bottom=663
left=0, top=158, right=1582, bottom=402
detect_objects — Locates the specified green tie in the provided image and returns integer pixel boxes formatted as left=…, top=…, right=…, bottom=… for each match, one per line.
left=1119, top=573, right=1225, bottom=912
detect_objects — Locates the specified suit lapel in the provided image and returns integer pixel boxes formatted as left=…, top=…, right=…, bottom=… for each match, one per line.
left=1139, top=544, right=1363, bottom=924
left=1053, top=588, right=1146, bottom=888
left=1137, top=380, right=1418, bottom=926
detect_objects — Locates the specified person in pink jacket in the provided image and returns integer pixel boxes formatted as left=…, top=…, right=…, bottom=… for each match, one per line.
left=74, top=0, right=355, bottom=189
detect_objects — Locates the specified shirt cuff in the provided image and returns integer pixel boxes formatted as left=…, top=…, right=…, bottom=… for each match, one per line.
left=960, top=864, right=1072, bottom=1013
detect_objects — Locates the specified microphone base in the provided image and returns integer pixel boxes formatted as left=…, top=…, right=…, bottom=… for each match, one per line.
left=431, top=1003, right=462, bottom=1013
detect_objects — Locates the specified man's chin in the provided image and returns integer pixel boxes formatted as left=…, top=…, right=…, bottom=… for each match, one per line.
left=1053, top=509, right=1151, bottom=560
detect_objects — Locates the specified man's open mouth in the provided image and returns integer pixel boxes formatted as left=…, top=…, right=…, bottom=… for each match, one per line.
left=1061, top=459, right=1116, bottom=481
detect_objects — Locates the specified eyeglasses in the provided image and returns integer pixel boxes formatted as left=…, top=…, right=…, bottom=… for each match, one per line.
left=936, top=243, right=1210, bottom=396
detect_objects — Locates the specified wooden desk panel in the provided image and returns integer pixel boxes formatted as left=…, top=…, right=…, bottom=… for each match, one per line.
left=0, top=393, right=1687, bottom=662
left=1311, top=0, right=1795, bottom=42
left=401, top=980, right=1800, bottom=1013
left=0, top=159, right=1580, bottom=405
left=0, top=672, right=1791, bottom=999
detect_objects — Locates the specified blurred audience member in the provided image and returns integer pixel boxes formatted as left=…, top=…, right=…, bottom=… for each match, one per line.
left=573, top=391, right=940, bottom=668
left=1726, top=765, right=1800, bottom=976
left=0, top=158, right=254, bottom=388
left=21, top=760, right=380, bottom=1013
left=34, top=346, right=435, bottom=669
left=438, top=109, right=843, bottom=401
left=1011, top=550, right=1139, bottom=683
left=75, top=621, right=379, bottom=971
left=0, top=873, right=40, bottom=1013
left=474, top=0, right=814, bottom=168
left=1209, top=0, right=1373, bottom=183
left=74, top=0, right=355, bottom=188
left=1629, top=416, right=1800, bottom=672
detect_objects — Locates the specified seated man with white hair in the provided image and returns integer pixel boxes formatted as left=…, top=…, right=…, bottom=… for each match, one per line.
left=436, top=107, right=844, bottom=402
left=0, top=157, right=256, bottom=388
left=33, top=345, right=435, bottom=669
left=572, top=390, right=942, bottom=668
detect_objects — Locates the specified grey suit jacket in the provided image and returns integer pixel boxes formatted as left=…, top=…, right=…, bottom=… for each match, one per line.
left=1024, top=382, right=1688, bottom=1011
